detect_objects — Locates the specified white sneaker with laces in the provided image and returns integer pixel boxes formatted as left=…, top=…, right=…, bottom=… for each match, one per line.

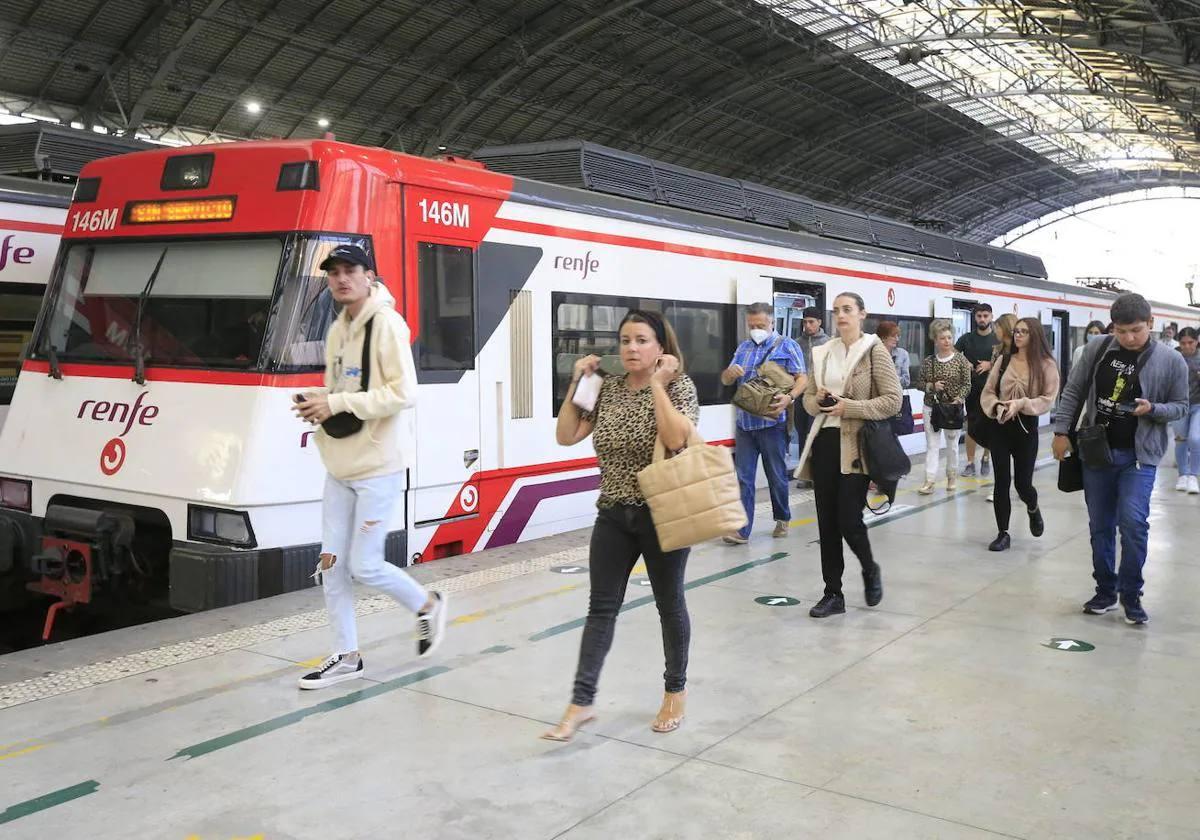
left=417, top=591, right=448, bottom=658
left=985, top=492, right=994, bottom=503
left=1189, top=476, right=1200, bottom=495
left=298, top=654, right=363, bottom=690
left=1177, top=476, right=1189, bottom=492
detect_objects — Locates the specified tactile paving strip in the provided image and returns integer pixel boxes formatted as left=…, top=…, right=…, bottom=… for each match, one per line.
left=0, top=544, right=591, bottom=710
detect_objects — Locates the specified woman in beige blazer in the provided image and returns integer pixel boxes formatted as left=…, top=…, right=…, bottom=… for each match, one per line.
left=795, top=292, right=902, bottom=618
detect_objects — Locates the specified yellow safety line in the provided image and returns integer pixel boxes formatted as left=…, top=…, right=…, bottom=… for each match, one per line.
left=0, top=744, right=46, bottom=761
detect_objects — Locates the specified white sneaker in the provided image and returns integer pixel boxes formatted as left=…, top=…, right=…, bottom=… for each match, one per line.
left=985, top=493, right=994, bottom=503
left=1189, top=476, right=1200, bottom=495
left=1177, top=476, right=1188, bottom=492
left=417, top=591, right=448, bottom=658
left=298, top=653, right=363, bottom=689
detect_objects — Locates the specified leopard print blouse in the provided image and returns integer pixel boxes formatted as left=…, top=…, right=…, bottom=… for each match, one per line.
left=583, top=373, right=700, bottom=507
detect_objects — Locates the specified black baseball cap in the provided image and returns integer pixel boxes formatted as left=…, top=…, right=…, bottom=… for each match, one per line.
left=319, top=244, right=373, bottom=272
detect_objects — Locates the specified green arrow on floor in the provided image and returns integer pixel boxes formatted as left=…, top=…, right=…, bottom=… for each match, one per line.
left=1042, top=638, right=1094, bottom=652
left=755, top=595, right=800, bottom=607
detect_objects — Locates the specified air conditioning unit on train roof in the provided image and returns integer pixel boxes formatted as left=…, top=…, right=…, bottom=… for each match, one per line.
left=472, top=139, right=1048, bottom=280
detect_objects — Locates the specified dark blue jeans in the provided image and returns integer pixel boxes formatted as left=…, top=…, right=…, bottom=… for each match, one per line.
left=1082, top=448, right=1156, bottom=598
left=735, top=423, right=792, bottom=539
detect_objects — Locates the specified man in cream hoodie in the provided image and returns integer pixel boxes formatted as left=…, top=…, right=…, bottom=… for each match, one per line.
left=293, top=244, right=447, bottom=689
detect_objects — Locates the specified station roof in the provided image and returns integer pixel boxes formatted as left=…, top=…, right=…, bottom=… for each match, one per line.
left=3, top=0, right=1200, bottom=240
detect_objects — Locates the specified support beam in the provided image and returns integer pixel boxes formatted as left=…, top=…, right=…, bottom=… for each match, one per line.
left=79, top=0, right=180, bottom=127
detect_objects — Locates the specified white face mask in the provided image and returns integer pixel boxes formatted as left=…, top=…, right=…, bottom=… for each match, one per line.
left=750, top=328, right=771, bottom=345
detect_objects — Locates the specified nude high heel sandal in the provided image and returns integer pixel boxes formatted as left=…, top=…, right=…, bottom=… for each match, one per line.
left=540, top=704, right=597, bottom=742
left=651, top=690, right=686, bottom=733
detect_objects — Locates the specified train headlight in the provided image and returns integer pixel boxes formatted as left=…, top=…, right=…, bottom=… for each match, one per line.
left=0, top=477, right=31, bottom=513
left=187, top=505, right=256, bottom=548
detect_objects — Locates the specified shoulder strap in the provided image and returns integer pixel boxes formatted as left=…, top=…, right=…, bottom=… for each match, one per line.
left=1070, top=335, right=1114, bottom=431
left=359, top=316, right=376, bottom=392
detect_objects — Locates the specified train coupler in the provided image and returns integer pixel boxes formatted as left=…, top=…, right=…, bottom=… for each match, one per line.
left=26, top=537, right=94, bottom=641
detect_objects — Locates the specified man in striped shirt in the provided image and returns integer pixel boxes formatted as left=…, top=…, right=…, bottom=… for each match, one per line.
left=720, top=302, right=807, bottom=544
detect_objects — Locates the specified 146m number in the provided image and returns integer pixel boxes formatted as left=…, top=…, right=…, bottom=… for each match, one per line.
left=417, top=198, right=469, bottom=228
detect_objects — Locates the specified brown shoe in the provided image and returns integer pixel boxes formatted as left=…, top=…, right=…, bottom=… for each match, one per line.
left=772, top=520, right=788, bottom=538
left=651, top=690, right=686, bottom=733
left=541, top=704, right=597, bottom=742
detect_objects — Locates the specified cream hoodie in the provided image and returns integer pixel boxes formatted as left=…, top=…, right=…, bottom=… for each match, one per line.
left=314, top=282, right=417, bottom=481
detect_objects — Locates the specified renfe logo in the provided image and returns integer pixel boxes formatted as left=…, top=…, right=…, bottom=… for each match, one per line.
left=78, top=393, right=160, bottom=437
left=554, top=252, right=600, bottom=280
left=0, top=234, right=35, bottom=272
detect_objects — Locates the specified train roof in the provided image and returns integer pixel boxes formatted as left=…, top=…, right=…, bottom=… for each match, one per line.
left=0, top=174, right=73, bottom=208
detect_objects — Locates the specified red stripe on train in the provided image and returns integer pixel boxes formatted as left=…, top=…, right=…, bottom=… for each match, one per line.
left=21, top=359, right=323, bottom=387
left=0, top=219, right=62, bottom=235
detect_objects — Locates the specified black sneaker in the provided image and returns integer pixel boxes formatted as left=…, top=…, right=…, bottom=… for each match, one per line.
left=1083, top=593, right=1118, bottom=615
left=298, top=654, right=364, bottom=690
left=1027, top=507, right=1044, bottom=538
left=417, top=591, right=449, bottom=657
left=1121, top=595, right=1149, bottom=625
left=988, top=531, right=1011, bottom=552
left=809, top=593, right=846, bottom=618
left=863, top=563, right=883, bottom=607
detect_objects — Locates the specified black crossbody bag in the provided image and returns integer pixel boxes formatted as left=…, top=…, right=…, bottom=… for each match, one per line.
left=1059, top=337, right=1115, bottom=492
left=322, top=316, right=375, bottom=439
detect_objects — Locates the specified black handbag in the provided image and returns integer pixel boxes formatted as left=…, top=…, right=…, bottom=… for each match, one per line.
left=930, top=397, right=965, bottom=432
left=1058, top=336, right=1115, bottom=493
left=968, top=352, right=1012, bottom=449
left=322, top=316, right=375, bottom=439
left=858, top=353, right=912, bottom=513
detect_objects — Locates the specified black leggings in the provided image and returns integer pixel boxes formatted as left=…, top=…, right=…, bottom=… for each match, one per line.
left=989, top=417, right=1040, bottom=532
left=811, top=428, right=875, bottom=596
left=571, top=504, right=690, bottom=706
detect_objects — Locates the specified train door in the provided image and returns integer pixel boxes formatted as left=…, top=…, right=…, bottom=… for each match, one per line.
left=404, top=188, right=482, bottom=561
left=769, top=279, right=824, bottom=342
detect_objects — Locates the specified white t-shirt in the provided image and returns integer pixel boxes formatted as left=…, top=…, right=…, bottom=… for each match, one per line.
left=822, top=340, right=853, bottom=428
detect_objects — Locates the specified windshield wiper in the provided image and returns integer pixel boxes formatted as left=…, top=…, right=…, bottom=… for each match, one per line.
left=46, top=343, right=63, bottom=380
left=130, top=247, right=168, bottom=386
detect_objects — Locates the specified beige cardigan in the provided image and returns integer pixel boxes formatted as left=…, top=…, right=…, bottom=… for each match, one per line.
left=795, top=336, right=903, bottom=479
left=979, top=355, right=1059, bottom=419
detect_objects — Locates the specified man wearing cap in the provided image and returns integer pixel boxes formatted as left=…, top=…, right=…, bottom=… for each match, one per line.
left=292, top=244, right=448, bottom=689
left=794, top=307, right=830, bottom=488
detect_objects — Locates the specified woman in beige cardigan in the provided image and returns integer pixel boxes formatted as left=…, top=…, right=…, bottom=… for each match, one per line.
left=795, top=292, right=903, bottom=618
left=979, top=318, right=1060, bottom=552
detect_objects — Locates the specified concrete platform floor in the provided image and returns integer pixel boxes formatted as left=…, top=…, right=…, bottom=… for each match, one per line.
left=2, top=449, right=1199, bottom=839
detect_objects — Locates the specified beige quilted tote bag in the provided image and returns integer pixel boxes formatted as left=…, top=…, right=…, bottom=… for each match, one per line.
left=636, top=425, right=747, bottom=552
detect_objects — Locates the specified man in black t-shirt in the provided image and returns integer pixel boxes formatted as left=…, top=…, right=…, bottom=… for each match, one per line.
left=955, top=304, right=1000, bottom=477
left=1092, top=347, right=1140, bottom=449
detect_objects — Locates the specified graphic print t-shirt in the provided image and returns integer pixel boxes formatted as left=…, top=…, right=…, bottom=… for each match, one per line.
left=1093, top=347, right=1141, bottom=450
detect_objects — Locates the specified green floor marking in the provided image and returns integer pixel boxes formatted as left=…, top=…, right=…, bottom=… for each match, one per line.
left=865, top=490, right=975, bottom=529
left=755, top=595, right=801, bottom=606
left=0, top=780, right=99, bottom=826
left=479, top=644, right=515, bottom=655
left=171, top=666, right=450, bottom=760
left=529, top=552, right=789, bottom=642
left=1043, top=638, right=1095, bottom=652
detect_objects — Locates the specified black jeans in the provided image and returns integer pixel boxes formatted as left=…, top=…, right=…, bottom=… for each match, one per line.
left=989, top=416, right=1039, bottom=532
left=811, top=428, right=875, bottom=597
left=571, top=503, right=691, bottom=706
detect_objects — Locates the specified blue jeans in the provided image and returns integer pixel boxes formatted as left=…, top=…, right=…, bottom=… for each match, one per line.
left=1173, top=404, right=1200, bottom=476
left=735, top=423, right=792, bottom=538
left=1082, top=449, right=1156, bottom=598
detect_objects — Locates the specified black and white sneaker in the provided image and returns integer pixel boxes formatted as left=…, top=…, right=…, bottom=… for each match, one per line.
left=1083, top=593, right=1118, bottom=615
left=298, top=654, right=364, bottom=690
left=417, top=591, right=448, bottom=658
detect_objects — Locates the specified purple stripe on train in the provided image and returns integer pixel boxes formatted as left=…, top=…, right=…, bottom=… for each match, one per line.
left=484, top=474, right=601, bottom=549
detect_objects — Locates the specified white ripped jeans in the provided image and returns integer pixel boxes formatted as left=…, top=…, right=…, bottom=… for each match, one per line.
left=924, top=422, right=962, bottom=482
left=320, top=471, right=427, bottom=655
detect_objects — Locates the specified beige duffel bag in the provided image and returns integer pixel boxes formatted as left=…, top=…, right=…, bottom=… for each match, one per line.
left=636, top=426, right=747, bottom=552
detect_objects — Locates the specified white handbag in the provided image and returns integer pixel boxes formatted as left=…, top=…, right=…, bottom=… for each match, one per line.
left=636, top=425, right=746, bottom=552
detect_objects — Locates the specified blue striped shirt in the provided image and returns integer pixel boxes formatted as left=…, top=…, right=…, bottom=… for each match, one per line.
left=730, top=334, right=806, bottom=430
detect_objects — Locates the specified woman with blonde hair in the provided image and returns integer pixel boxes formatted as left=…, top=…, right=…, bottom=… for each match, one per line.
left=544, top=309, right=699, bottom=741
left=918, top=320, right=972, bottom=494
left=993, top=313, right=1018, bottom=359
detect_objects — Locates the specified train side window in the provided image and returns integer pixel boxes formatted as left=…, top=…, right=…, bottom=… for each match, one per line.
left=418, top=242, right=475, bottom=371
left=670, top=302, right=732, bottom=404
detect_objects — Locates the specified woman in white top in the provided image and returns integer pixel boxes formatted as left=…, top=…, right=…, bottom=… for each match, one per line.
left=794, top=292, right=902, bottom=618
left=1071, top=321, right=1106, bottom=369
left=918, top=320, right=973, bottom=494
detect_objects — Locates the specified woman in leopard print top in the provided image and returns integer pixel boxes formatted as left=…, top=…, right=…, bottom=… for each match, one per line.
left=543, top=310, right=699, bottom=743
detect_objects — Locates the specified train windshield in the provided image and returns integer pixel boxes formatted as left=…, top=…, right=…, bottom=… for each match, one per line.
left=40, top=238, right=284, bottom=369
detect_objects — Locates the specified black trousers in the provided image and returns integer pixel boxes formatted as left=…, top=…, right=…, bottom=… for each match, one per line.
left=811, top=428, right=875, bottom=597
left=989, top=416, right=1040, bottom=533
left=571, top=504, right=691, bottom=706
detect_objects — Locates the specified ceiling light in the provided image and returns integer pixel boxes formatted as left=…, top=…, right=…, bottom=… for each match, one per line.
left=317, top=117, right=330, bottom=128
left=246, top=101, right=261, bottom=114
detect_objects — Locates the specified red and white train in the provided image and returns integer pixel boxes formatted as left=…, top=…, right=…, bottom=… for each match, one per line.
left=0, top=137, right=1194, bottom=628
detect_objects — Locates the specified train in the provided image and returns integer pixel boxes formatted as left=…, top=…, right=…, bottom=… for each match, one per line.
left=0, top=175, right=69, bottom=430
left=0, top=137, right=1195, bottom=636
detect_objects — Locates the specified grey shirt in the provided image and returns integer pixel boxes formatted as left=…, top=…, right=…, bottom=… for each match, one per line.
left=798, top=329, right=830, bottom=377
left=1055, top=337, right=1188, bottom=465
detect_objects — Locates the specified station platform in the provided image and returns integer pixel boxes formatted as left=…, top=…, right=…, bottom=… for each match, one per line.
left=1, top=444, right=1197, bottom=839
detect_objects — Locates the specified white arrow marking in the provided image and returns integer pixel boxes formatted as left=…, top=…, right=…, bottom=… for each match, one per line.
left=1055, top=640, right=1080, bottom=650
left=766, top=597, right=791, bottom=605
left=558, top=566, right=582, bottom=573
